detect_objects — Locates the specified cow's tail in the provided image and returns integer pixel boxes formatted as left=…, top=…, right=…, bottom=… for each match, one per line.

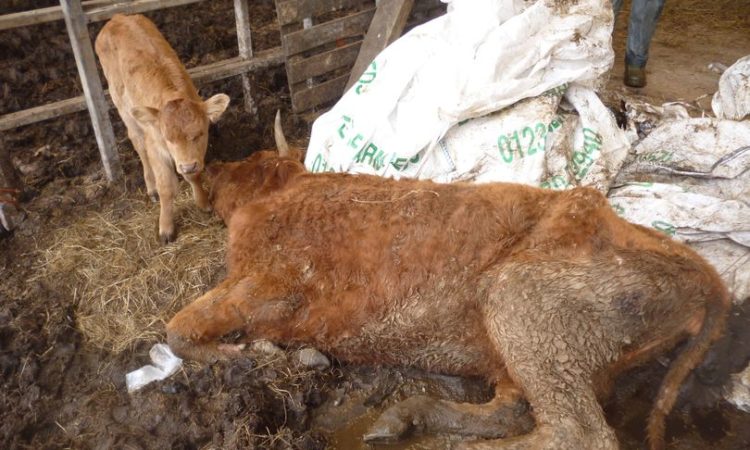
left=647, top=285, right=729, bottom=450
left=274, top=110, right=291, bottom=157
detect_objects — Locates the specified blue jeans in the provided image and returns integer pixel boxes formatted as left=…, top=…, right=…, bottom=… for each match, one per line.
left=612, top=0, right=666, bottom=68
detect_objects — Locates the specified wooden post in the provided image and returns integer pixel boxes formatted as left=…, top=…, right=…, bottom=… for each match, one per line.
left=60, top=0, right=122, bottom=182
left=302, top=16, right=314, bottom=91
left=346, top=0, right=414, bottom=90
left=234, top=0, right=256, bottom=115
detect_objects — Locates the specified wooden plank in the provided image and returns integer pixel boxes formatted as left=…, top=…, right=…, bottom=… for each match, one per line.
left=292, top=73, right=349, bottom=112
left=0, top=0, right=109, bottom=31
left=276, top=0, right=365, bottom=26
left=0, top=48, right=285, bottom=132
left=0, top=0, right=204, bottom=31
left=282, top=7, right=374, bottom=56
left=60, top=0, right=122, bottom=182
left=287, top=41, right=361, bottom=84
left=0, top=97, right=89, bottom=132
left=86, top=0, right=204, bottom=23
left=189, top=48, right=285, bottom=84
left=233, top=0, right=256, bottom=114
left=346, top=0, right=414, bottom=90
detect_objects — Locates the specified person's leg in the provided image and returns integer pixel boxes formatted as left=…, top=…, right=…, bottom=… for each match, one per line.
left=626, top=0, right=666, bottom=68
left=612, top=0, right=624, bottom=18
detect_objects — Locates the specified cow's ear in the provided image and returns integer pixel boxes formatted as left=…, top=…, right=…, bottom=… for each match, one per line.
left=206, top=162, right=223, bottom=178
left=131, top=106, right=159, bottom=125
left=205, top=94, right=230, bottom=123
left=289, top=149, right=304, bottom=162
left=270, top=160, right=304, bottom=188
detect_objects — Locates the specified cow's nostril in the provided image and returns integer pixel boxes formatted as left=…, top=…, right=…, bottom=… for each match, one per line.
left=179, top=162, right=198, bottom=174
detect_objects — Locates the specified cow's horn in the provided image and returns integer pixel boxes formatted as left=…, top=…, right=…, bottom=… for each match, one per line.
left=274, top=110, right=290, bottom=157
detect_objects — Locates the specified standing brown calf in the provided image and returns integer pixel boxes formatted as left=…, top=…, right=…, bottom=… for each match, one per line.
left=95, top=14, right=230, bottom=243
left=166, top=119, right=729, bottom=450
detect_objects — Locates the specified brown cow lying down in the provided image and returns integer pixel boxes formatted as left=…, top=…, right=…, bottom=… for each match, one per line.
left=95, top=14, right=230, bottom=243
left=167, top=116, right=730, bottom=450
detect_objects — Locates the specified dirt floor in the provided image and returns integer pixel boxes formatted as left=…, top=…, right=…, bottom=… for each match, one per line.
left=1, top=1, right=749, bottom=449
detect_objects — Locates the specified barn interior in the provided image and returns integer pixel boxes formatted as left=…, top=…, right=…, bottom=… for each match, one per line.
left=1, top=1, right=749, bottom=449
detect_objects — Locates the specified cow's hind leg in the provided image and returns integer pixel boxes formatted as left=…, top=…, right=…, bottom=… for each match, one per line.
left=364, top=380, right=534, bottom=443
left=459, top=263, right=621, bottom=450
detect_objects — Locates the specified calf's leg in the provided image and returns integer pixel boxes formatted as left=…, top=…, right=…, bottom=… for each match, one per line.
left=121, top=113, right=157, bottom=202
left=147, top=148, right=179, bottom=244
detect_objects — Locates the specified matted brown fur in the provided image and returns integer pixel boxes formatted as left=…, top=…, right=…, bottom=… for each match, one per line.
left=167, top=149, right=730, bottom=450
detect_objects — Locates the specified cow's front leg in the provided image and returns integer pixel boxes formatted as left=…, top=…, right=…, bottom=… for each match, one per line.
left=364, top=380, right=534, bottom=443
left=167, top=275, right=296, bottom=363
left=149, top=152, right=179, bottom=244
left=183, top=171, right=210, bottom=211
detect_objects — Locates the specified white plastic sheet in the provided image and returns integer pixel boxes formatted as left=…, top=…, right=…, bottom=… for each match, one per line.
left=306, top=0, right=616, bottom=180
left=712, top=55, right=750, bottom=121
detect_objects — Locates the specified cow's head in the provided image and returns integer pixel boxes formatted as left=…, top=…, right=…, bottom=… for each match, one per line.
left=206, top=111, right=305, bottom=222
left=131, top=94, right=230, bottom=175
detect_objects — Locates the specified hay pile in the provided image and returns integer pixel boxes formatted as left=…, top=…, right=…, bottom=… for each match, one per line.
left=36, top=188, right=227, bottom=353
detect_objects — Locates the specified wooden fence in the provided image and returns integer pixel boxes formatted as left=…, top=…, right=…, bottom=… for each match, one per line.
left=0, top=0, right=285, bottom=181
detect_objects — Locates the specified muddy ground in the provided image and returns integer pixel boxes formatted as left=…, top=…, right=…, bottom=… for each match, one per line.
left=1, top=1, right=749, bottom=449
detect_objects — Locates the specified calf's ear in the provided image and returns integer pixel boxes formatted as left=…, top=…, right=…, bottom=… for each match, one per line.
left=131, top=106, right=159, bottom=126
left=205, top=94, right=231, bottom=123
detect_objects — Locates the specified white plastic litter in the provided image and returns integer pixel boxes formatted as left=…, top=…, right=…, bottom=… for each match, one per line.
left=306, top=0, right=616, bottom=180
left=125, top=343, right=183, bottom=393
left=712, top=55, right=750, bottom=121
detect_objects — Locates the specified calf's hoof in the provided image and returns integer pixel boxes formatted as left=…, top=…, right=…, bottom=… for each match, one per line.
left=159, top=229, right=177, bottom=245
left=148, top=191, right=159, bottom=203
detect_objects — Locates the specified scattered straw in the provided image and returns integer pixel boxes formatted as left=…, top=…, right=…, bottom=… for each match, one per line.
left=34, top=188, right=226, bottom=354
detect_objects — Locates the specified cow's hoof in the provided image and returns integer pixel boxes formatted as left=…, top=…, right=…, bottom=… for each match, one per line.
left=364, top=407, right=413, bottom=443
left=159, top=230, right=176, bottom=244
left=196, top=197, right=212, bottom=212
left=148, top=191, right=159, bottom=203
left=217, top=343, right=246, bottom=356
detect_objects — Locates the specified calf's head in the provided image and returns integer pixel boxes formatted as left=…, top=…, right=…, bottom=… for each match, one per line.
left=132, top=94, right=230, bottom=175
